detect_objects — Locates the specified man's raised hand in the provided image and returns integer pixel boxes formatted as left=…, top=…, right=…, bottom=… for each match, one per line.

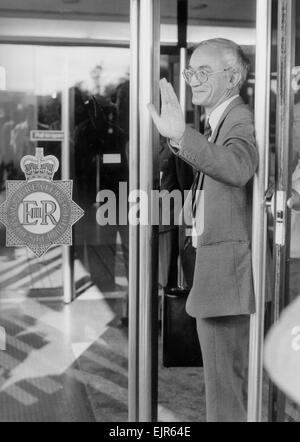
left=147, top=78, right=186, bottom=143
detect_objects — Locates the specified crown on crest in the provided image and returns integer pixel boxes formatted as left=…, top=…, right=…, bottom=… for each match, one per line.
left=20, top=148, right=59, bottom=181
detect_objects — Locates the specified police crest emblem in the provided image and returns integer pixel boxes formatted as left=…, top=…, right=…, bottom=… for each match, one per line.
left=0, top=148, right=84, bottom=257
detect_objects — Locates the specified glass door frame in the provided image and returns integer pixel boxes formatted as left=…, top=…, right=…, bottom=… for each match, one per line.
left=248, top=0, right=298, bottom=422
left=247, top=0, right=272, bottom=422
left=268, top=0, right=296, bottom=422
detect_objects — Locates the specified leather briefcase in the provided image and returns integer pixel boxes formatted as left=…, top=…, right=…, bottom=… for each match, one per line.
left=162, top=286, right=203, bottom=367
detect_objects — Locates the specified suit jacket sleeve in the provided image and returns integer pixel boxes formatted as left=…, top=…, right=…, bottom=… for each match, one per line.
left=173, top=112, right=258, bottom=188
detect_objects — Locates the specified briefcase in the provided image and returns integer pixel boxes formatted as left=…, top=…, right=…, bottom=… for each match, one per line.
left=162, top=286, right=203, bottom=367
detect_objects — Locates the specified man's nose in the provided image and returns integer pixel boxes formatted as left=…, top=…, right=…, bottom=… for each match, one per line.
left=189, top=73, right=204, bottom=87
left=190, top=75, right=202, bottom=87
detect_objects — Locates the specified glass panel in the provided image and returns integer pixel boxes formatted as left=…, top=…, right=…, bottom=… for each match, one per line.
left=157, top=1, right=259, bottom=422
left=0, top=43, right=130, bottom=422
left=265, top=0, right=300, bottom=422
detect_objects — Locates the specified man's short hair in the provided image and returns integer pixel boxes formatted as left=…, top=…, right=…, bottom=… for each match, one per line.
left=194, top=38, right=250, bottom=89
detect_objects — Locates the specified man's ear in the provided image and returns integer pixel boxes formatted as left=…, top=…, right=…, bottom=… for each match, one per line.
left=228, top=69, right=241, bottom=89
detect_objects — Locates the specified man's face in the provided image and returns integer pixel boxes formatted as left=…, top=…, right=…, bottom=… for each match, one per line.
left=188, top=44, right=230, bottom=112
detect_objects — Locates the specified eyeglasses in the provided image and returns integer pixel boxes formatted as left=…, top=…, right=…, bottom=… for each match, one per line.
left=182, top=67, right=230, bottom=85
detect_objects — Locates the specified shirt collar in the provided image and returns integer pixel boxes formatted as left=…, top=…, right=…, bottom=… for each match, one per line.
left=207, top=94, right=239, bottom=135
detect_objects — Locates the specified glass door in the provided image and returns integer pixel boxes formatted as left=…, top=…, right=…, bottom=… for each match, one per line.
left=0, top=43, right=131, bottom=422
left=264, top=0, right=300, bottom=422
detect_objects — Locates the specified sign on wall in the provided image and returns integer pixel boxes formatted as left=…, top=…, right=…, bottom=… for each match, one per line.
left=30, top=130, right=64, bottom=142
left=0, top=148, right=84, bottom=257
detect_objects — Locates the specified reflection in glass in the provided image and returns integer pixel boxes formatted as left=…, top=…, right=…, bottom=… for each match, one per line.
left=0, top=45, right=130, bottom=316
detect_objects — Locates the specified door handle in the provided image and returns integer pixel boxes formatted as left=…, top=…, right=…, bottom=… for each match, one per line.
left=274, top=191, right=285, bottom=246
left=264, top=189, right=287, bottom=246
left=264, top=187, right=275, bottom=214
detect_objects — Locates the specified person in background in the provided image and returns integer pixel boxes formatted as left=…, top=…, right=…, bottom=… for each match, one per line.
left=159, top=138, right=194, bottom=289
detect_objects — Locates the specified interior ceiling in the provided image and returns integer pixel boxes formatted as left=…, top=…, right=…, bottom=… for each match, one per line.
left=0, top=0, right=258, bottom=27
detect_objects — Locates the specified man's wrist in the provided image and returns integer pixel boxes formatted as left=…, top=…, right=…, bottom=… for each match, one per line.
left=169, top=130, right=185, bottom=148
left=169, top=138, right=181, bottom=148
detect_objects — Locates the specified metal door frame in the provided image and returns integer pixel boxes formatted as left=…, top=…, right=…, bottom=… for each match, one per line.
left=248, top=0, right=272, bottom=422
left=249, top=0, right=297, bottom=422
left=129, top=0, right=160, bottom=422
left=268, top=0, right=296, bottom=422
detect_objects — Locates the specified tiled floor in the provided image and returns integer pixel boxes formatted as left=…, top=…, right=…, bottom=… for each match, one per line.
left=0, top=200, right=131, bottom=421
left=1, top=279, right=299, bottom=422
left=0, top=282, right=206, bottom=422
left=0, top=293, right=105, bottom=422
left=0, top=205, right=206, bottom=422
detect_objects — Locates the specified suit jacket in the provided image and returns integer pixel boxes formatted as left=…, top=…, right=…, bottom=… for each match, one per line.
left=172, top=96, right=258, bottom=318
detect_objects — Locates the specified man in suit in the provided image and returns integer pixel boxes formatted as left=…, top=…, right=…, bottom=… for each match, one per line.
left=148, top=38, right=258, bottom=422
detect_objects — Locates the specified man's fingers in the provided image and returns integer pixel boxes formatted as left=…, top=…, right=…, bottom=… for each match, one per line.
left=166, top=82, right=181, bottom=108
left=160, top=78, right=172, bottom=105
left=147, top=103, right=162, bottom=131
left=160, top=78, right=182, bottom=115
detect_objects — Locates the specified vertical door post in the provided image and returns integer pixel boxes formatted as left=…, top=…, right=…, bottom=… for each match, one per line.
left=248, top=0, right=272, bottom=422
left=138, top=0, right=160, bottom=422
left=61, top=61, right=75, bottom=304
left=269, top=0, right=296, bottom=421
left=128, top=0, right=140, bottom=422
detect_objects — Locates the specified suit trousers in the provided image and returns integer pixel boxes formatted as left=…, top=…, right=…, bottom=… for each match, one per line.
left=196, top=314, right=250, bottom=422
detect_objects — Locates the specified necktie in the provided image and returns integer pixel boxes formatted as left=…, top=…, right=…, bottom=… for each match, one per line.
left=191, top=120, right=212, bottom=217
left=203, top=120, right=212, bottom=139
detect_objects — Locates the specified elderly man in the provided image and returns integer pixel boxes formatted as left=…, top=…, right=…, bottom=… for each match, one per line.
left=148, top=38, right=258, bottom=422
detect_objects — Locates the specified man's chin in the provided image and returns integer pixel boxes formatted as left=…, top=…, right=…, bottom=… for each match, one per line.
left=192, top=97, right=206, bottom=106
left=192, top=91, right=208, bottom=106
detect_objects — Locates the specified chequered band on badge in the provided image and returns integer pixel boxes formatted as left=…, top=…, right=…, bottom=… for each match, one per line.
left=0, top=148, right=84, bottom=257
